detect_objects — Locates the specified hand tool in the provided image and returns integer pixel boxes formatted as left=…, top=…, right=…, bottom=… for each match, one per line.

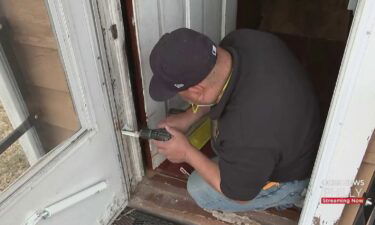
left=121, top=128, right=172, bottom=141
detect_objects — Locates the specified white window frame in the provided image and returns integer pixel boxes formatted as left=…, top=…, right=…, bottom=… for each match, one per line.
left=300, top=0, right=375, bottom=224
left=0, top=0, right=103, bottom=202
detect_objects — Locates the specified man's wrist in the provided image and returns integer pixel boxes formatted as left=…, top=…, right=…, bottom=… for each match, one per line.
left=184, top=108, right=198, bottom=123
left=185, top=145, right=199, bottom=165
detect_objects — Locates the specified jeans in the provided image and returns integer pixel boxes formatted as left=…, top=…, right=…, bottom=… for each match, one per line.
left=187, top=159, right=309, bottom=212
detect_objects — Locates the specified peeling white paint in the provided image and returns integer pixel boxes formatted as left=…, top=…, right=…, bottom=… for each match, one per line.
left=99, top=195, right=127, bottom=225
left=205, top=209, right=261, bottom=225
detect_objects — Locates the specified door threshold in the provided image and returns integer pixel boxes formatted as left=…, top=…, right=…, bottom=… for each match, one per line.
left=127, top=172, right=299, bottom=225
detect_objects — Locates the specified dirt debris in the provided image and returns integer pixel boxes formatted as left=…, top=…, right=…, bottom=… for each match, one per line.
left=205, top=209, right=261, bottom=225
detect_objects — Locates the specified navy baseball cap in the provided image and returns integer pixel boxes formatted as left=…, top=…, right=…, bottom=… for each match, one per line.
left=149, top=28, right=217, bottom=101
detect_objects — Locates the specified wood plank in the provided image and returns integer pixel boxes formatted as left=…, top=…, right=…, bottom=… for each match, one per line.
left=13, top=43, right=69, bottom=92
left=0, top=0, right=57, bottom=49
left=339, top=162, right=375, bottom=225
left=366, top=131, right=375, bottom=153
left=339, top=135, right=375, bottom=224
left=130, top=174, right=298, bottom=225
left=339, top=203, right=361, bottom=225
left=352, top=163, right=375, bottom=198
left=362, top=133, right=375, bottom=163
left=363, top=152, right=375, bottom=165
left=27, top=85, right=80, bottom=131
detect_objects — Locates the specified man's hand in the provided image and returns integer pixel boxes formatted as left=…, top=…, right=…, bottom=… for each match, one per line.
left=158, top=106, right=211, bottom=133
left=158, top=112, right=192, bottom=133
left=152, top=126, right=195, bottom=163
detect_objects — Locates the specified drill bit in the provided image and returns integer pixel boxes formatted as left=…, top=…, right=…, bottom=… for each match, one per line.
left=121, top=128, right=172, bottom=141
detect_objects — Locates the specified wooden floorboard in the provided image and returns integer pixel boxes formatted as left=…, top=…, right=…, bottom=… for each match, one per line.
left=128, top=173, right=299, bottom=225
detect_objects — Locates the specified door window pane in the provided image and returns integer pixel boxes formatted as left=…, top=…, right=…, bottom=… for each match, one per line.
left=0, top=101, right=29, bottom=191
left=0, top=0, right=80, bottom=191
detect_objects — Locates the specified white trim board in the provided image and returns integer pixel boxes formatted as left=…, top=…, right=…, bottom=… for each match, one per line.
left=299, top=0, right=375, bottom=224
left=94, top=0, right=144, bottom=190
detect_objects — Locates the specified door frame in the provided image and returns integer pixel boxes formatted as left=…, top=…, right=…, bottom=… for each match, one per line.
left=299, top=0, right=375, bottom=224
left=94, top=0, right=144, bottom=190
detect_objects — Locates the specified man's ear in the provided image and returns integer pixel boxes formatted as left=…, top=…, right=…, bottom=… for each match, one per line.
left=186, top=85, right=204, bottom=100
left=179, top=85, right=203, bottom=102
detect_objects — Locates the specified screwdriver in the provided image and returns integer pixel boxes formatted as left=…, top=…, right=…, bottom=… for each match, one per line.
left=121, top=128, right=172, bottom=141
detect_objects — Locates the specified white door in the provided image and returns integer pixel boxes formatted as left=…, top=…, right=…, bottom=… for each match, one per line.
left=133, top=0, right=238, bottom=168
left=299, top=0, right=375, bottom=224
left=0, top=0, right=131, bottom=224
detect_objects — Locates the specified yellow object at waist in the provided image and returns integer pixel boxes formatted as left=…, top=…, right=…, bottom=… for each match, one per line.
left=262, top=181, right=280, bottom=190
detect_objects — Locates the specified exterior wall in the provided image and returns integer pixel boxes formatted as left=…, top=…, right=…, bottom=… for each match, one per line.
left=339, top=132, right=375, bottom=225
left=0, top=0, right=79, bottom=150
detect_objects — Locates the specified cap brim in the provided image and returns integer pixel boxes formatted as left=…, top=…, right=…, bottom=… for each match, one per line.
left=149, top=75, right=177, bottom=101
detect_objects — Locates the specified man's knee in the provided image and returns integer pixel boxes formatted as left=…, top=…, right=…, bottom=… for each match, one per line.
left=187, top=171, right=203, bottom=197
left=187, top=171, right=213, bottom=208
